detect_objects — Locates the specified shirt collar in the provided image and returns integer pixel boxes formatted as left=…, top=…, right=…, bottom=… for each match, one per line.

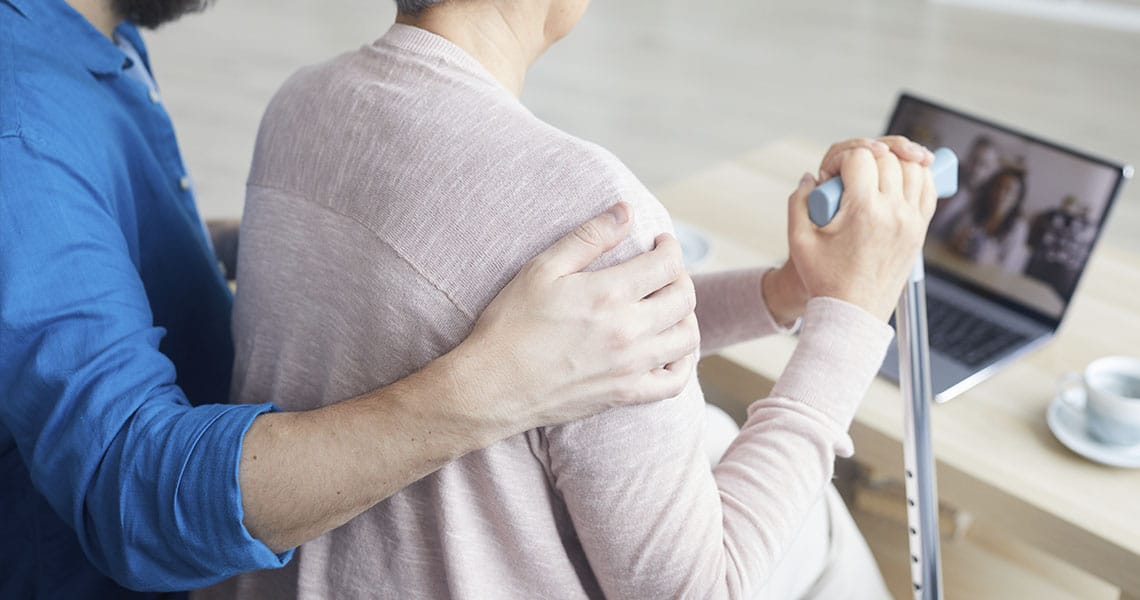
left=379, top=24, right=506, bottom=92
left=6, top=0, right=131, bottom=77
left=114, top=23, right=152, bottom=75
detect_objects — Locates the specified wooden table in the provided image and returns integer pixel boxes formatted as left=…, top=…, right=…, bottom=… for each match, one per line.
left=654, top=138, right=1140, bottom=599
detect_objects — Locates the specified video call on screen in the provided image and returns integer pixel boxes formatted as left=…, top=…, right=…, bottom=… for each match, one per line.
left=888, top=97, right=1121, bottom=319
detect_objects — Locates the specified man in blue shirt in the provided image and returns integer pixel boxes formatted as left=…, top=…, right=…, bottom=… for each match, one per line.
left=0, top=0, right=699, bottom=596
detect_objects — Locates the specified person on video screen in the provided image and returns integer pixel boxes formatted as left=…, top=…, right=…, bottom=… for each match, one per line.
left=948, top=165, right=1031, bottom=273
left=1026, top=195, right=1097, bottom=297
left=930, top=135, right=1001, bottom=238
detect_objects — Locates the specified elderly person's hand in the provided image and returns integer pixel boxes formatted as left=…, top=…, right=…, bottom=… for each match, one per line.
left=784, top=136, right=937, bottom=321
left=453, top=201, right=698, bottom=434
left=762, top=136, right=935, bottom=324
left=817, top=135, right=935, bottom=181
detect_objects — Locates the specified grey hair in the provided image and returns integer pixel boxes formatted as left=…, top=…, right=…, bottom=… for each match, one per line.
left=395, top=0, right=447, bottom=14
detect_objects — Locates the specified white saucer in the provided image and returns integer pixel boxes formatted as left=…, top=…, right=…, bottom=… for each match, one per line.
left=673, top=220, right=711, bottom=270
left=1046, top=392, right=1140, bottom=468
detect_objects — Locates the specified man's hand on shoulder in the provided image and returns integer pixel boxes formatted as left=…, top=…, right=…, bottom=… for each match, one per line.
left=445, top=202, right=699, bottom=438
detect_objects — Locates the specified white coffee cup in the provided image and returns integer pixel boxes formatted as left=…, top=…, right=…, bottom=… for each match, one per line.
left=1059, top=356, right=1140, bottom=446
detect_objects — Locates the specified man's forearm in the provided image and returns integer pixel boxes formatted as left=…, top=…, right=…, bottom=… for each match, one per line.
left=238, top=347, right=504, bottom=553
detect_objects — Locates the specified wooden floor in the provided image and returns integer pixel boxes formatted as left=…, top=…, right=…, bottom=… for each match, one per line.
left=845, top=473, right=1120, bottom=599
left=142, top=1, right=1140, bottom=596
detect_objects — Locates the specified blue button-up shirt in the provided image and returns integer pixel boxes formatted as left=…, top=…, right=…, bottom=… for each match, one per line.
left=0, top=0, right=291, bottom=596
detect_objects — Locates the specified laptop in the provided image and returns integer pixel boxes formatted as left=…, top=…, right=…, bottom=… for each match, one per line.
left=878, top=93, right=1132, bottom=401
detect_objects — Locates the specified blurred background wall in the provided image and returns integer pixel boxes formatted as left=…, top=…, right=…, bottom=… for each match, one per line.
left=147, top=0, right=1140, bottom=251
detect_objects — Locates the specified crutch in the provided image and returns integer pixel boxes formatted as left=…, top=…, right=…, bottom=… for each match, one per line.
left=808, top=148, right=960, bottom=600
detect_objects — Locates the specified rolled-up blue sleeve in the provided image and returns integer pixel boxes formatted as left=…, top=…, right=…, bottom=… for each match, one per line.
left=0, top=137, right=292, bottom=590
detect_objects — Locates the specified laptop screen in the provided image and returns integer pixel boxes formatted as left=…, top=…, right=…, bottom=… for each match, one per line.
left=885, top=93, right=1130, bottom=324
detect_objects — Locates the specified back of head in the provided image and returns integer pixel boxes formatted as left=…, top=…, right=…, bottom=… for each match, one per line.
left=394, top=0, right=446, bottom=14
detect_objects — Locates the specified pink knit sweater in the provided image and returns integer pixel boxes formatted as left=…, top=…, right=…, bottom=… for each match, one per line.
left=200, top=24, right=893, bottom=600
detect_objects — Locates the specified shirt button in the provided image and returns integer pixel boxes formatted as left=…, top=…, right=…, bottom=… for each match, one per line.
left=148, top=89, right=161, bottom=104
left=179, top=176, right=192, bottom=191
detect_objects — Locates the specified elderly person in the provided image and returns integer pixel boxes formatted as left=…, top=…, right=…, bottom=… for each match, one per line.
left=0, top=0, right=707, bottom=597
left=201, top=0, right=936, bottom=598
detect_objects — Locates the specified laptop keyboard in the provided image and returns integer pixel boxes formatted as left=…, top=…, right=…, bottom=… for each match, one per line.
left=893, top=294, right=1029, bottom=368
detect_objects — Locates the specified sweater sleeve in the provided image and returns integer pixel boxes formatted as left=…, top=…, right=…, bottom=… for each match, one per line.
left=693, top=268, right=798, bottom=355
left=0, top=138, right=291, bottom=591
left=543, top=176, right=894, bottom=598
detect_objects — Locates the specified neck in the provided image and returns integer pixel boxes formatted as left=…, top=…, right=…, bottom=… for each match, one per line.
left=396, top=5, right=549, bottom=97
left=67, top=0, right=121, bottom=39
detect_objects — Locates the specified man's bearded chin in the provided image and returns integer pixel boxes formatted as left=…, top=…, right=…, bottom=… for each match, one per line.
left=113, top=0, right=211, bottom=29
